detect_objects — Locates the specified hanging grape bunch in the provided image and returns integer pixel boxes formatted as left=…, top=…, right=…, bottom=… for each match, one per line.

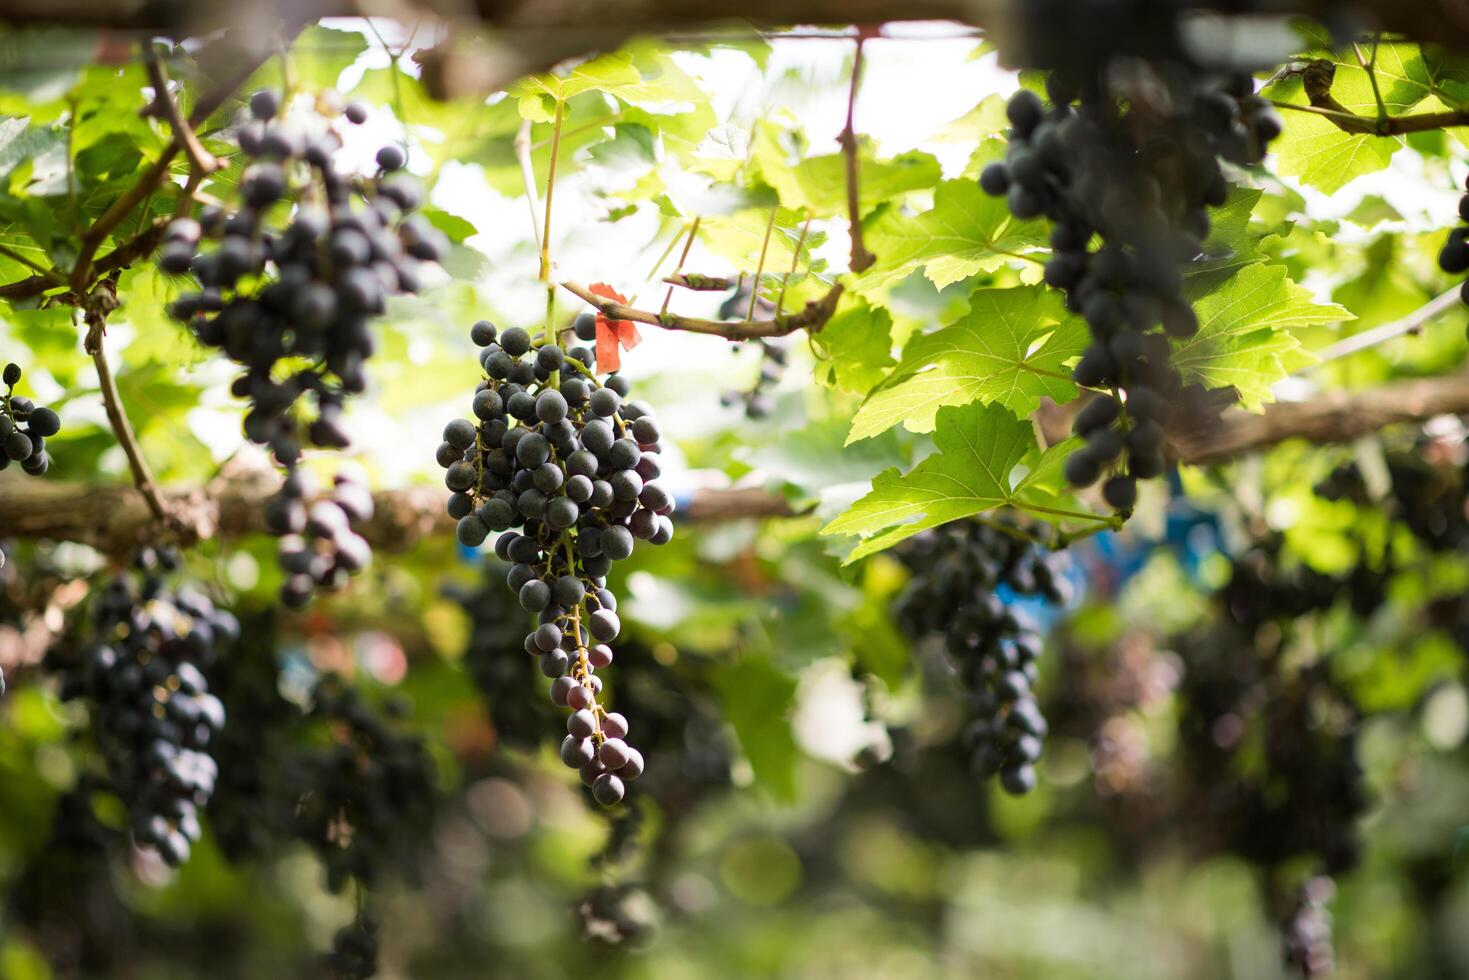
left=436, top=320, right=672, bottom=805
left=893, top=519, right=1072, bottom=794
left=44, top=548, right=237, bottom=867
left=708, top=280, right=786, bottom=418
left=0, top=361, right=60, bottom=477
left=159, top=90, right=444, bottom=606
left=980, top=66, right=1280, bottom=512
left=294, top=674, right=438, bottom=897
left=270, top=466, right=376, bottom=608
left=1, top=361, right=60, bottom=576
left=718, top=338, right=787, bottom=419
left=1436, top=174, right=1469, bottom=324
left=291, top=674, right=436, bottom=979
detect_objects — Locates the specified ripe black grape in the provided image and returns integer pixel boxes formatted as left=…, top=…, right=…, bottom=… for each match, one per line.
left=0, top=362, right=61, bottom=479
left=1438, top=179, right=1469, bottom=327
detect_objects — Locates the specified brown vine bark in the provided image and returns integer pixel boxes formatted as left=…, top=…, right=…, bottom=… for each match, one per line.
left=0, top=2, right=1464, bottom=66
left=0, top=471, right=797, bottom=555
left=6, top=373, right=1469, bottom=551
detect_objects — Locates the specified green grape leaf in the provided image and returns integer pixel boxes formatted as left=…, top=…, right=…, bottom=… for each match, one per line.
left=1013, top=434, right=1088, bottom=512
left=1343, top=194, right=1404, bottom=228
left=699, top=205, right=811, bottom=270
left=930, top=94, right=1010, bottom=143
left=713, top=657, right=798, bottom=800
left=1264, top=72, right=1402, bottom=193
left=812, top=299, right=894, bottom=395
left=745, top=417, right=909, bottom=522
left=0, top=117, right=66, bottom=185
left=509, top=48, right=705, bottom=120
left=822, top=402, right=1108, bottom=562
left=847, top=285, right=1087, bottom=444
left=752, top=124, right=940, bottom=218
left=856, top=172, right=1047, bottom=292
left=291, top=24, right=369, bottom=92
left=1175, top=264, right=1350, bottom=409
left=1192, top=188, right=1267, bottom=275
left=692, top=123, right=751, bottom=181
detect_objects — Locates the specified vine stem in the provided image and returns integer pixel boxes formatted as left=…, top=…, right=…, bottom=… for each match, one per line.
left=1355, top=35, right=1387, bottom=123
left=663, top=272, right=737, bottom=291
left=1055, top=520, right=1117, bottom=548
left=1270, top=79, right=1469, bottom=136
left=82, top=295, right=168, bottom=525
left=63, top=44, right=274, bottom=295
left=1304, top=285, right=1461, bottom=369
left=514, top=118, right=543, bottom=254
left=746, top=208, right=778, bottom=321
left=775, top=218, right=812, bottom=316
left=841, top=30, right=875, bottom=273
left=560, top=278, right=844, bottom=340
left=560, top=353, right=606, bottom=389
left=1018, top=501, right=1121, bottom=526
left=142, top=42, right=218, bottom=178
left=972, top=514, right=1048, bottom=548
left=540, top=97, right=566, bottom=343
left=643, top=221, right=690, bottom=286
left=660, top=217, right=700, bottom=317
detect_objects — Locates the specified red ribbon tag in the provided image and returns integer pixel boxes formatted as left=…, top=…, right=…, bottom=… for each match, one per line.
left=589, top=283, right=641, bottom=373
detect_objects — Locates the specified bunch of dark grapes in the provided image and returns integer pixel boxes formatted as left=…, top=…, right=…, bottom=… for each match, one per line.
left=444, top=562, right=556, bottom=749
left=980, top=68, right=1280, bottom=511
left=1174, top=539, right=1367, bottom=978
left=45, top=548, right=237, bottom=867
left=160, top=89, right=443, bottom=605
left=1319, top=447, right=1469, bottom=554
left=293, top=674, right=438, bottom=895
left=205, top=626, right=433, bottom=978
left=437, top=319, right=673, bottom=805
left=202, top=610, right=301, bottom=861
left=0, top=358, right=63, bottom=591
left=270, top=467, right=376, bottom=608
left=0, top=361, right=60, bottom=478
left=893, top=519, right=1072, bottom=794
left=1177, top=631, right=1365, bottom=977
left=1436, top=175, right=1469, bottom=318
left=720, top=339, right=786, bottom=419
left=708, top=281, right=783, bottom=418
